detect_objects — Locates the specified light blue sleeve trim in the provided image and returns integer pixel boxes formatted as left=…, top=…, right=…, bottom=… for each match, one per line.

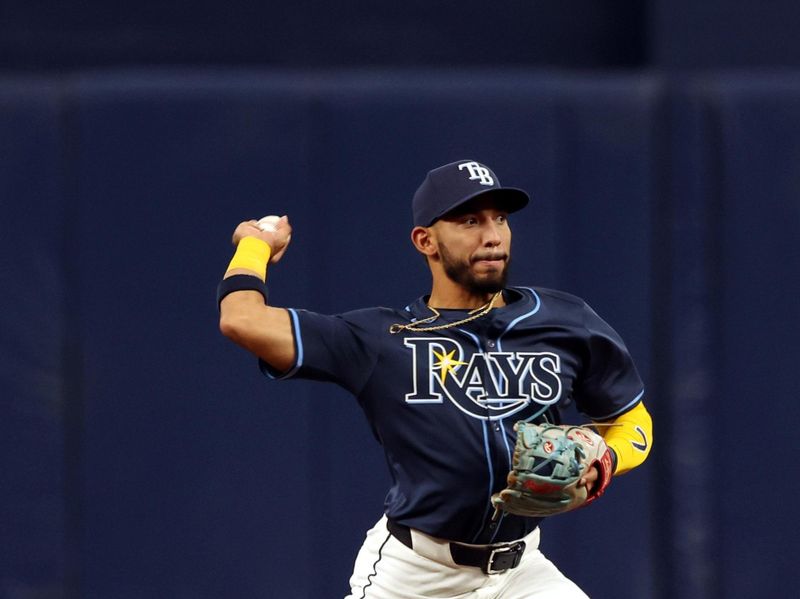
left=259, top=308, right=304, bottom=380
left=497, top=287, right=541, bottom=348
left=585, top=389, right=645, bottom=421
left=458, top=328, right=482, bottom=350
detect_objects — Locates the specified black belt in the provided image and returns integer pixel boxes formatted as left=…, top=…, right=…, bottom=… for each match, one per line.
left=386, top=519, right=526, bottom=575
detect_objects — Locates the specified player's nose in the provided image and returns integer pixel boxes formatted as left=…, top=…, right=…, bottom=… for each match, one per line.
left=481, top=220, right=503, bottom=246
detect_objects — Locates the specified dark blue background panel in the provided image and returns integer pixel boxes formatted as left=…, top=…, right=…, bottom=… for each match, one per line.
left=657, top=87, right=726, bottom=599
left=711, top=77, right=800, bottom=599
left=651, top=0, right=800, bottom=68
left=0, top=81, right=67, bottom=598
left=0, top=1, right=645, bottom=70
left=63, top=71, right=659, bottom=598
left=67, top=75, right=317, bottom=599
left=4, top=69, right=800, bottom=599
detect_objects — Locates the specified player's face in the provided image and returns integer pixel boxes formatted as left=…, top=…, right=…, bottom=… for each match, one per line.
left=434, top=201, right=512, bottom=294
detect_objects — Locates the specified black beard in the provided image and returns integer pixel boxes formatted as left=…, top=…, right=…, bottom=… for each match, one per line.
left=439, top=243, right=509, bottom=295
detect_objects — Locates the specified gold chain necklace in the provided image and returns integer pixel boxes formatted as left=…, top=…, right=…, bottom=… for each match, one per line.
left=389, top=292, right=502, bottom=334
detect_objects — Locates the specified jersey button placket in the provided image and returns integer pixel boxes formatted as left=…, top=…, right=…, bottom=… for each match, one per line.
left=485, top=338, right=499, bottom=430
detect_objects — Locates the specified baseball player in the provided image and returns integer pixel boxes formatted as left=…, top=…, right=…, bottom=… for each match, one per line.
left=218, top=160, right=653, bottom=598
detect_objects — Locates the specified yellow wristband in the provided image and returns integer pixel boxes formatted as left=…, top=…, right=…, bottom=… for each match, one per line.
left=226, top=236, right=272, bottom=281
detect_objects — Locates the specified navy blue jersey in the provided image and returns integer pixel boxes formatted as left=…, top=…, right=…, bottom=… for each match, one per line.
left=260, top=286, right=644, bottom=544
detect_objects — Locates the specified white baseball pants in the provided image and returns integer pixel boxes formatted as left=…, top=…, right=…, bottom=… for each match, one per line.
left=345, top=515, right=589, bottom=599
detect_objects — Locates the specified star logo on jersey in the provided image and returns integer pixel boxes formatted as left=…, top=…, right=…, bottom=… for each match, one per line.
left=432, top=348, right=468, bottom=384
left=403, top=337, right=563, bottom=421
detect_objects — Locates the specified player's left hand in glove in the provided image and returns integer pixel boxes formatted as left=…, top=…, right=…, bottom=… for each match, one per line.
left=491, top=422, right=614, bottom=518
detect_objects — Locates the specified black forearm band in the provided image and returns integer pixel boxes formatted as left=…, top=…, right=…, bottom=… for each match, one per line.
left=216, top=274, right=268, bottom=311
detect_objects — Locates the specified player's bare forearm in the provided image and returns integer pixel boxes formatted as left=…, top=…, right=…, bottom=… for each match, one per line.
left=219, top=292, right=296, bottom=372
left=218, top=215, right=297, bottom=373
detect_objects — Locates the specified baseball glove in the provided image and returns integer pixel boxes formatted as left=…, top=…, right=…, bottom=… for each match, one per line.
left=491, top=422, right=614, bottom=518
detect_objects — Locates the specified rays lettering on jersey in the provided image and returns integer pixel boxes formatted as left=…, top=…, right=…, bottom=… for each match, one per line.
left=404, top=337, right=562, bottom=421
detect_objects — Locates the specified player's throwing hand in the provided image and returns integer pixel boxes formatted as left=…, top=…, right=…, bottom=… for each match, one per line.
left=231, top=215, right=292, bottom=264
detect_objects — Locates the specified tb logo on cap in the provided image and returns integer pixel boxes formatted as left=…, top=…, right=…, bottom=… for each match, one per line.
left=458, top=161, right=494, bottom=186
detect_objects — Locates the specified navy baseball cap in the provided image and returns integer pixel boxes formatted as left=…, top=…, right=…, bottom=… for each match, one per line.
left=412, top=160, right=530, bottom=227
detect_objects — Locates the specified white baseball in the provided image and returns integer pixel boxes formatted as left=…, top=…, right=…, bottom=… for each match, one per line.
left=257, top=215, right=281, bottom=233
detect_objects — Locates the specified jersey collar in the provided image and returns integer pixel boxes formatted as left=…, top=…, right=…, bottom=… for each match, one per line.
left=404, top=287, right=538, bottom=330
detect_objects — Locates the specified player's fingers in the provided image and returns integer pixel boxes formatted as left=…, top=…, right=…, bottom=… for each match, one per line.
left=275, top=215, right=292, bottom=236
left=267, top=216, right=292, bottom=263
left=579, top=465, right=599, bottom=492
left=231, top=220, right=261, bottom=245
left=269, top=233, right=292, bottom=263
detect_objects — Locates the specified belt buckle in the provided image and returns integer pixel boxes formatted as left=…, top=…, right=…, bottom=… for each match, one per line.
left=485, top=541, right=526, bottom=574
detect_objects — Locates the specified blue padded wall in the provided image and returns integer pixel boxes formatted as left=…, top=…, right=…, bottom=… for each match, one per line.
left=0, top=2, right=645, bottom=70
left=651, top=0, right=800, bottom=68
left=3, top=70, right=800, bottom=598
left=711, top=77, right=800, bottom=599
left=656, top=83, right=724, bottom=599
left=0, top=80, right=67, bottom=598
left=656, top=75, right=800, bottom=599
left=66, top=75, right=318, bottom=599
left=60, top=71, right=657, bottom=598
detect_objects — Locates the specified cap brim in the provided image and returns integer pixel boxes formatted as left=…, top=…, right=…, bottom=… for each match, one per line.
left=431, top=187, right=530, bottom=225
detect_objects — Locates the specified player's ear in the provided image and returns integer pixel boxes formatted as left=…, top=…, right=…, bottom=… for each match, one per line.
left=411, top=226, right=437, bottom=257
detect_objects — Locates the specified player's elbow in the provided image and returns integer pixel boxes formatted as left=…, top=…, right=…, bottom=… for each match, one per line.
left=219, top=311, right=253, bottom=344
left=219, top=307, right=274, bottom=351
left=219, top=303, right=295, bottom=370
